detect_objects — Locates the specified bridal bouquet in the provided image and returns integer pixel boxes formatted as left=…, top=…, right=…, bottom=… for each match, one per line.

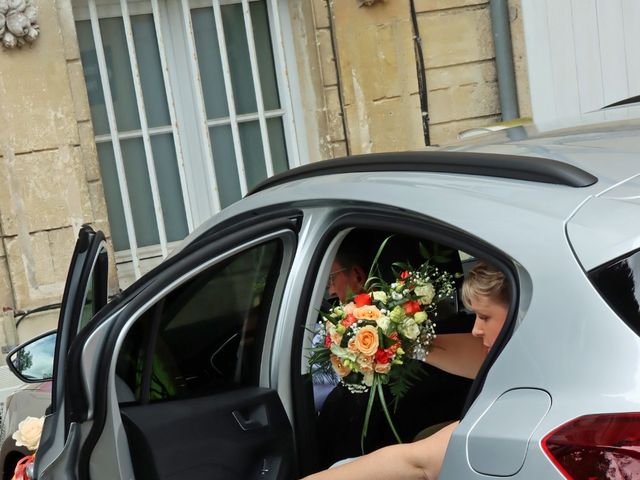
left=309, top=245, right=456, bottom=449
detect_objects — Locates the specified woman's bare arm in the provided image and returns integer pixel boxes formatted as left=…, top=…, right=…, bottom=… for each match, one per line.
left=424, top=333, right=485, bottom=379
left=302, top=421, right=459, bottom=480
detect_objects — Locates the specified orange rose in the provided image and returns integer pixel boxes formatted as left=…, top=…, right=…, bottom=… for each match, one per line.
left=354, top=325, right=379, bottom=356
left=374, top=362, right=391, bottom=374
left=330, top=354, right=351, bottom=377
left=348, top=337, right=358, bottom=352
left=353, top=305, right=381, bottom=321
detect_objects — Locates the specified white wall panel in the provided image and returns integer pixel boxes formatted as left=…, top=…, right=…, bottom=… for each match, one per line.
left=522, top=0, right=640, bottom=124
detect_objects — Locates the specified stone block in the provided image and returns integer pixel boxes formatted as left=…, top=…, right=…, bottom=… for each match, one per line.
left=79, top=121, right=101, bottom=182
left=47, top=227, right=76, bottom=281
left=0, top=0, right=79, bottom=152
left=56, top=0, right=81, bottom=60
left=335, top=0, right=411, bottom=23
left=4, top=235, right=66, bottom=309
left=427, top=80, right=499, bottom=124
left=68, top=59, right=92, bottom=122
left=312, top=0, right=330, bottom=29
left=414, top=0, right=487, bottom=13
left=17, top=309, right=59, bottom=344
left=345, top=96, right=423, bottom=154
left=0, top=148, right=93, bottom=235
left=419, top=6, right=494, bottom=68
left=88, top=181, right=111, bottom=227
left=316, top=29, right=337, bottom=87
left=331, top=141, right=348, bottom=158
left=0, top=256, right=14, bottom=309
left=428, top=114, right=501, bottom=145
left=324, top=86, right=345, bottom=141
left=426, top=61, right=497, bottom=91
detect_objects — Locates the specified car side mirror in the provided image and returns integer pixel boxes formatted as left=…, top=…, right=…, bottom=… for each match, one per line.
left=6, top=330, right=56, bottom=383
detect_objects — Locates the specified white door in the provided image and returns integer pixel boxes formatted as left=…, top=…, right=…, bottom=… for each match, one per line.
left=522, top=0, right=640, bottom=125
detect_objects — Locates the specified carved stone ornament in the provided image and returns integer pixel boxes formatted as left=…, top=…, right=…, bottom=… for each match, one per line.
left=0, top=0, right=39, bottom=49
left=357, top=0, right=384, bottom=6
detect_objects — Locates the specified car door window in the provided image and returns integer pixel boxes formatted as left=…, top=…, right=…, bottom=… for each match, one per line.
left=78, top=248, right=109, bottom=331
left=116, top=239, right=283, bottom=402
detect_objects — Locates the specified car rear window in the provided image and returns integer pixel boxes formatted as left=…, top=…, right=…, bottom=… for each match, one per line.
left=589, top=249, right=640, bottom=335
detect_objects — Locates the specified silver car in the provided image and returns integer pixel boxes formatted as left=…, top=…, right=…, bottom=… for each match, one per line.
left=4, top=117, right=640, bottom=479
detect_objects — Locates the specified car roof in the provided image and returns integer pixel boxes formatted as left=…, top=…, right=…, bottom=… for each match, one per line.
left=252, top=117, right=640, bottom=197
left=175, top=118, right=640, bottom=270
left=445, top=117, right=640, bottom=190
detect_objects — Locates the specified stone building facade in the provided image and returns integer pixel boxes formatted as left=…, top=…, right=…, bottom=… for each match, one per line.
left=0, top=0, right=530, bottom=346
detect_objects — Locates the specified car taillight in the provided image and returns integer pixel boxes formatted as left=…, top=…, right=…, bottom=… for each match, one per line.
left=542, top=413, right=640, bottom=479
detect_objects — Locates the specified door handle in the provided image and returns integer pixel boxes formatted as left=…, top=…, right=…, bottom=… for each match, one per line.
left=232, top=406, right=267, bottom=431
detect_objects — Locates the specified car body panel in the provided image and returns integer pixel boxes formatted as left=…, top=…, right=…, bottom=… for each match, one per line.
left=5, top=118, right=640, bottom=479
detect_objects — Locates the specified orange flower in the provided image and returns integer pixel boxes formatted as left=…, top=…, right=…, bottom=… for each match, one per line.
left=357, top=355, right=374, bottom=373
left=330, top=354, right=351, bottom=377
left=354, top=325, right=379, bottom=356
left=353, top=305, right=381, bottom=321
left=374, top=362, right=391, bottom=374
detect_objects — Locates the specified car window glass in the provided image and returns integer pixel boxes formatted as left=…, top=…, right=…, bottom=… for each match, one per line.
left=116, top=239, right=283, bottom=402
left=79, top=249, right=109, bottom=332
left=589, top=248, right=640, bottom=335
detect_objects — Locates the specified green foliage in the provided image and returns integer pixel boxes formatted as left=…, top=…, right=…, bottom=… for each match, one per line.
left=388, top=359, right=428, bottom=412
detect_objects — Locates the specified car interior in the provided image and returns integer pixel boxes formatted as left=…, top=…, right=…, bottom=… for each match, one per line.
left=304, top=228, right=480, bottom=470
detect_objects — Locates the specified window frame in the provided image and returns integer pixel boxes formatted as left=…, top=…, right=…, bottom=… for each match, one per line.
left=116, top=236, right=287, bottom=404
left=72, top=0, right=307, bottom=283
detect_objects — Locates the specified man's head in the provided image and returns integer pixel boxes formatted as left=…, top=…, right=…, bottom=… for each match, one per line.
left=327, top=234, right=369, bottom=302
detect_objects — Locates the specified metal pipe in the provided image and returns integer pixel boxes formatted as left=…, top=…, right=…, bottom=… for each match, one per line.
left=489, top=0, right=519, bottom=121
left=409, top=0, right=431, bottom=146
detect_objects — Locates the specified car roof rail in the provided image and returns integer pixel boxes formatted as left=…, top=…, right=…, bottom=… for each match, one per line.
left=249, top=151, right=598, bottom=195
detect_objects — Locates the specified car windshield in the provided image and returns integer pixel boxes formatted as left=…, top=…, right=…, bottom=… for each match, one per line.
left=589, top=249, right=640, bottom=335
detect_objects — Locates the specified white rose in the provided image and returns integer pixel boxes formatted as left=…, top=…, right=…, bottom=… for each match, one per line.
left=12, top=416, right=44, bottom=451
left=330, top=344, right=356, bottom=361
left=363, top=371, right=374, bottom=387
left=376, top=315, right=390, bottom=331
left=399, top=319, right=420, bottom=340
left=415, top=283, right=436, bottom=305
left=372, top=291, right=388, bottom=304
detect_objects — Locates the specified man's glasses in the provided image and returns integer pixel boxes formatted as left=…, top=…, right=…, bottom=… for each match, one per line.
left=327, top=267, right=348, bottom=287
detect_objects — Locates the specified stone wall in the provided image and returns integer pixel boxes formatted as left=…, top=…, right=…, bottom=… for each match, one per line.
left=303, top=0, right=531, bottom=153
left=0, top=0, right=115, bottom=345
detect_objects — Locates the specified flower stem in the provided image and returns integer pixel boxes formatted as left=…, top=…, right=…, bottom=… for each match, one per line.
left=377, top=381, right=403, bottom=444
left=361, top=377, right=378, bottom=454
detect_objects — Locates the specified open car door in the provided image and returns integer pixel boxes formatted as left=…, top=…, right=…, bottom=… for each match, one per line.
left=34, top=225, right=109, bottom=477
left=38, top=216, right=299, bottom=479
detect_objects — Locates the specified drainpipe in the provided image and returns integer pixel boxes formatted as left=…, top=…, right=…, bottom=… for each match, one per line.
left=489, top=0, right=519, bottom=121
